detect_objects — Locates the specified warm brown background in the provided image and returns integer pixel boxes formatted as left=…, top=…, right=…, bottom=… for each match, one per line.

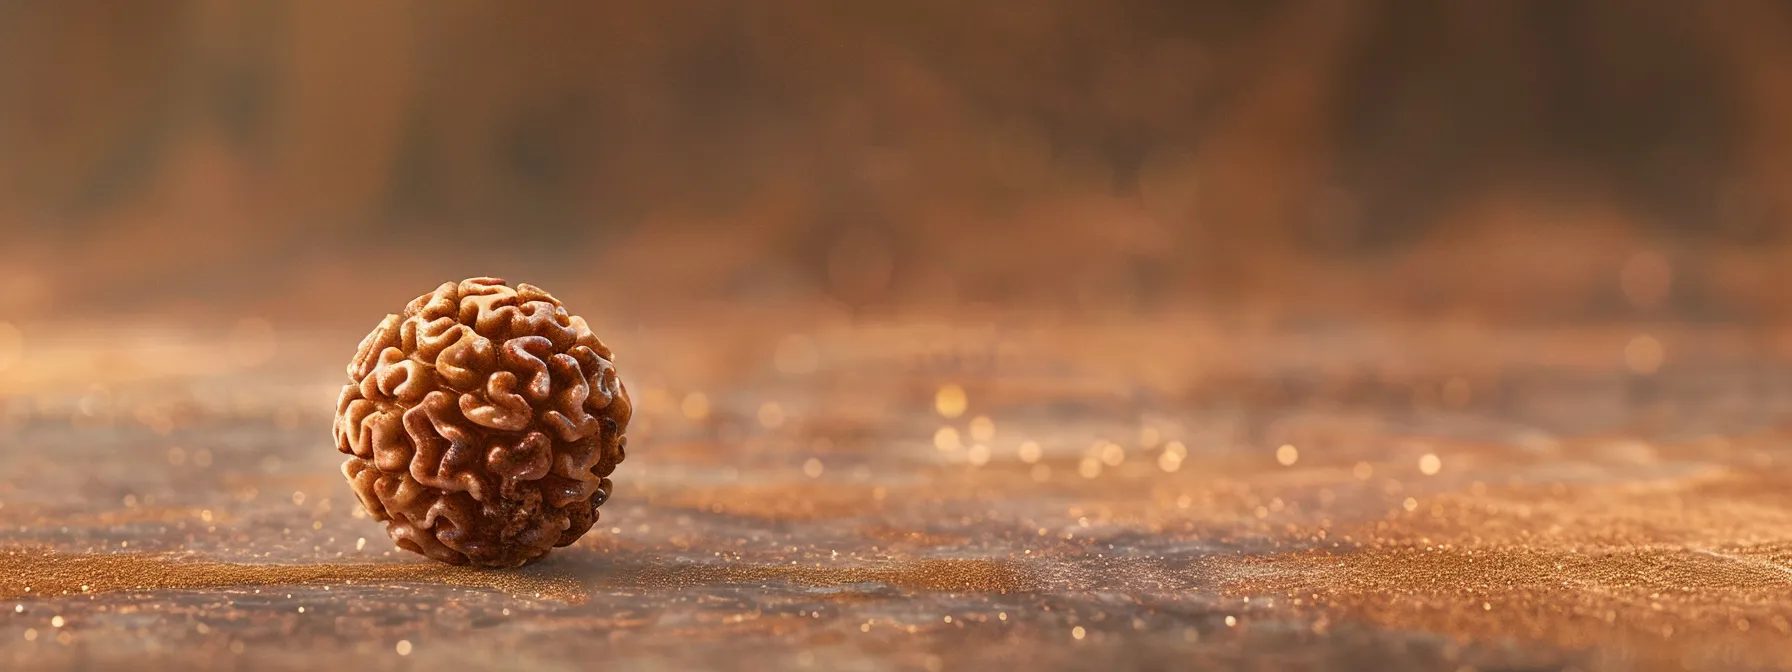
left=2, top=0, right=1790, bottom=325
left=7, top=6, right=1792, bottom=670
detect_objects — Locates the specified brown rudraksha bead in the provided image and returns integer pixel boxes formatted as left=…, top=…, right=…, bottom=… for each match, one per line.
left=333, top=277, right=631, bottom=567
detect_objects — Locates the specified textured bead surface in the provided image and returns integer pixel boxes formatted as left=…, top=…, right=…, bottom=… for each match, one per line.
left=333, top=278, right=630, bottom=567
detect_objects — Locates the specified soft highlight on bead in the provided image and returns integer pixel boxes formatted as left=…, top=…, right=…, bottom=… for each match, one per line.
left=333, top=277, right=631, bottom=568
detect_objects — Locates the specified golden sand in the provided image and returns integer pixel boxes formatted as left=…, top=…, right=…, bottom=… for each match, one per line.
left=0, top=547, right=1029, bottom=606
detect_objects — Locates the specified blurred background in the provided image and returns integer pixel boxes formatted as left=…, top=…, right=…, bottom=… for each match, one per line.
left=2, top=0, right=1790, bottom=329
left=8, top=8, right=1792, bottom=669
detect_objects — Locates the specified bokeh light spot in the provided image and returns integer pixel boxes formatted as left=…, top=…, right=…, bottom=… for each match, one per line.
left=681, top=392, right=710, bottom=420
left=934, top=384, right=967, bottom=418
left=969, top=415, right=995, bottom=442
left=1276, top=444, right=1299, bottom=467
left=1017, top=440, right=1042, bottom=463
left=1419, top=453, right=1442, bottom=476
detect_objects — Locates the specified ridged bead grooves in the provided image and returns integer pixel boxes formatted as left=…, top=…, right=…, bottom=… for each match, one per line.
left=333, top=278, right=630, bottom=567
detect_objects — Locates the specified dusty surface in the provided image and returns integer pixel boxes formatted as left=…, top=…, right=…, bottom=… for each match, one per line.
left=2, top=315, right=1792, bottom=671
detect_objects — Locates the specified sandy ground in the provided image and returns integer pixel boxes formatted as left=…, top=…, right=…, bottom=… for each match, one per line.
left=2, top=315, right=1791, bottom=670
